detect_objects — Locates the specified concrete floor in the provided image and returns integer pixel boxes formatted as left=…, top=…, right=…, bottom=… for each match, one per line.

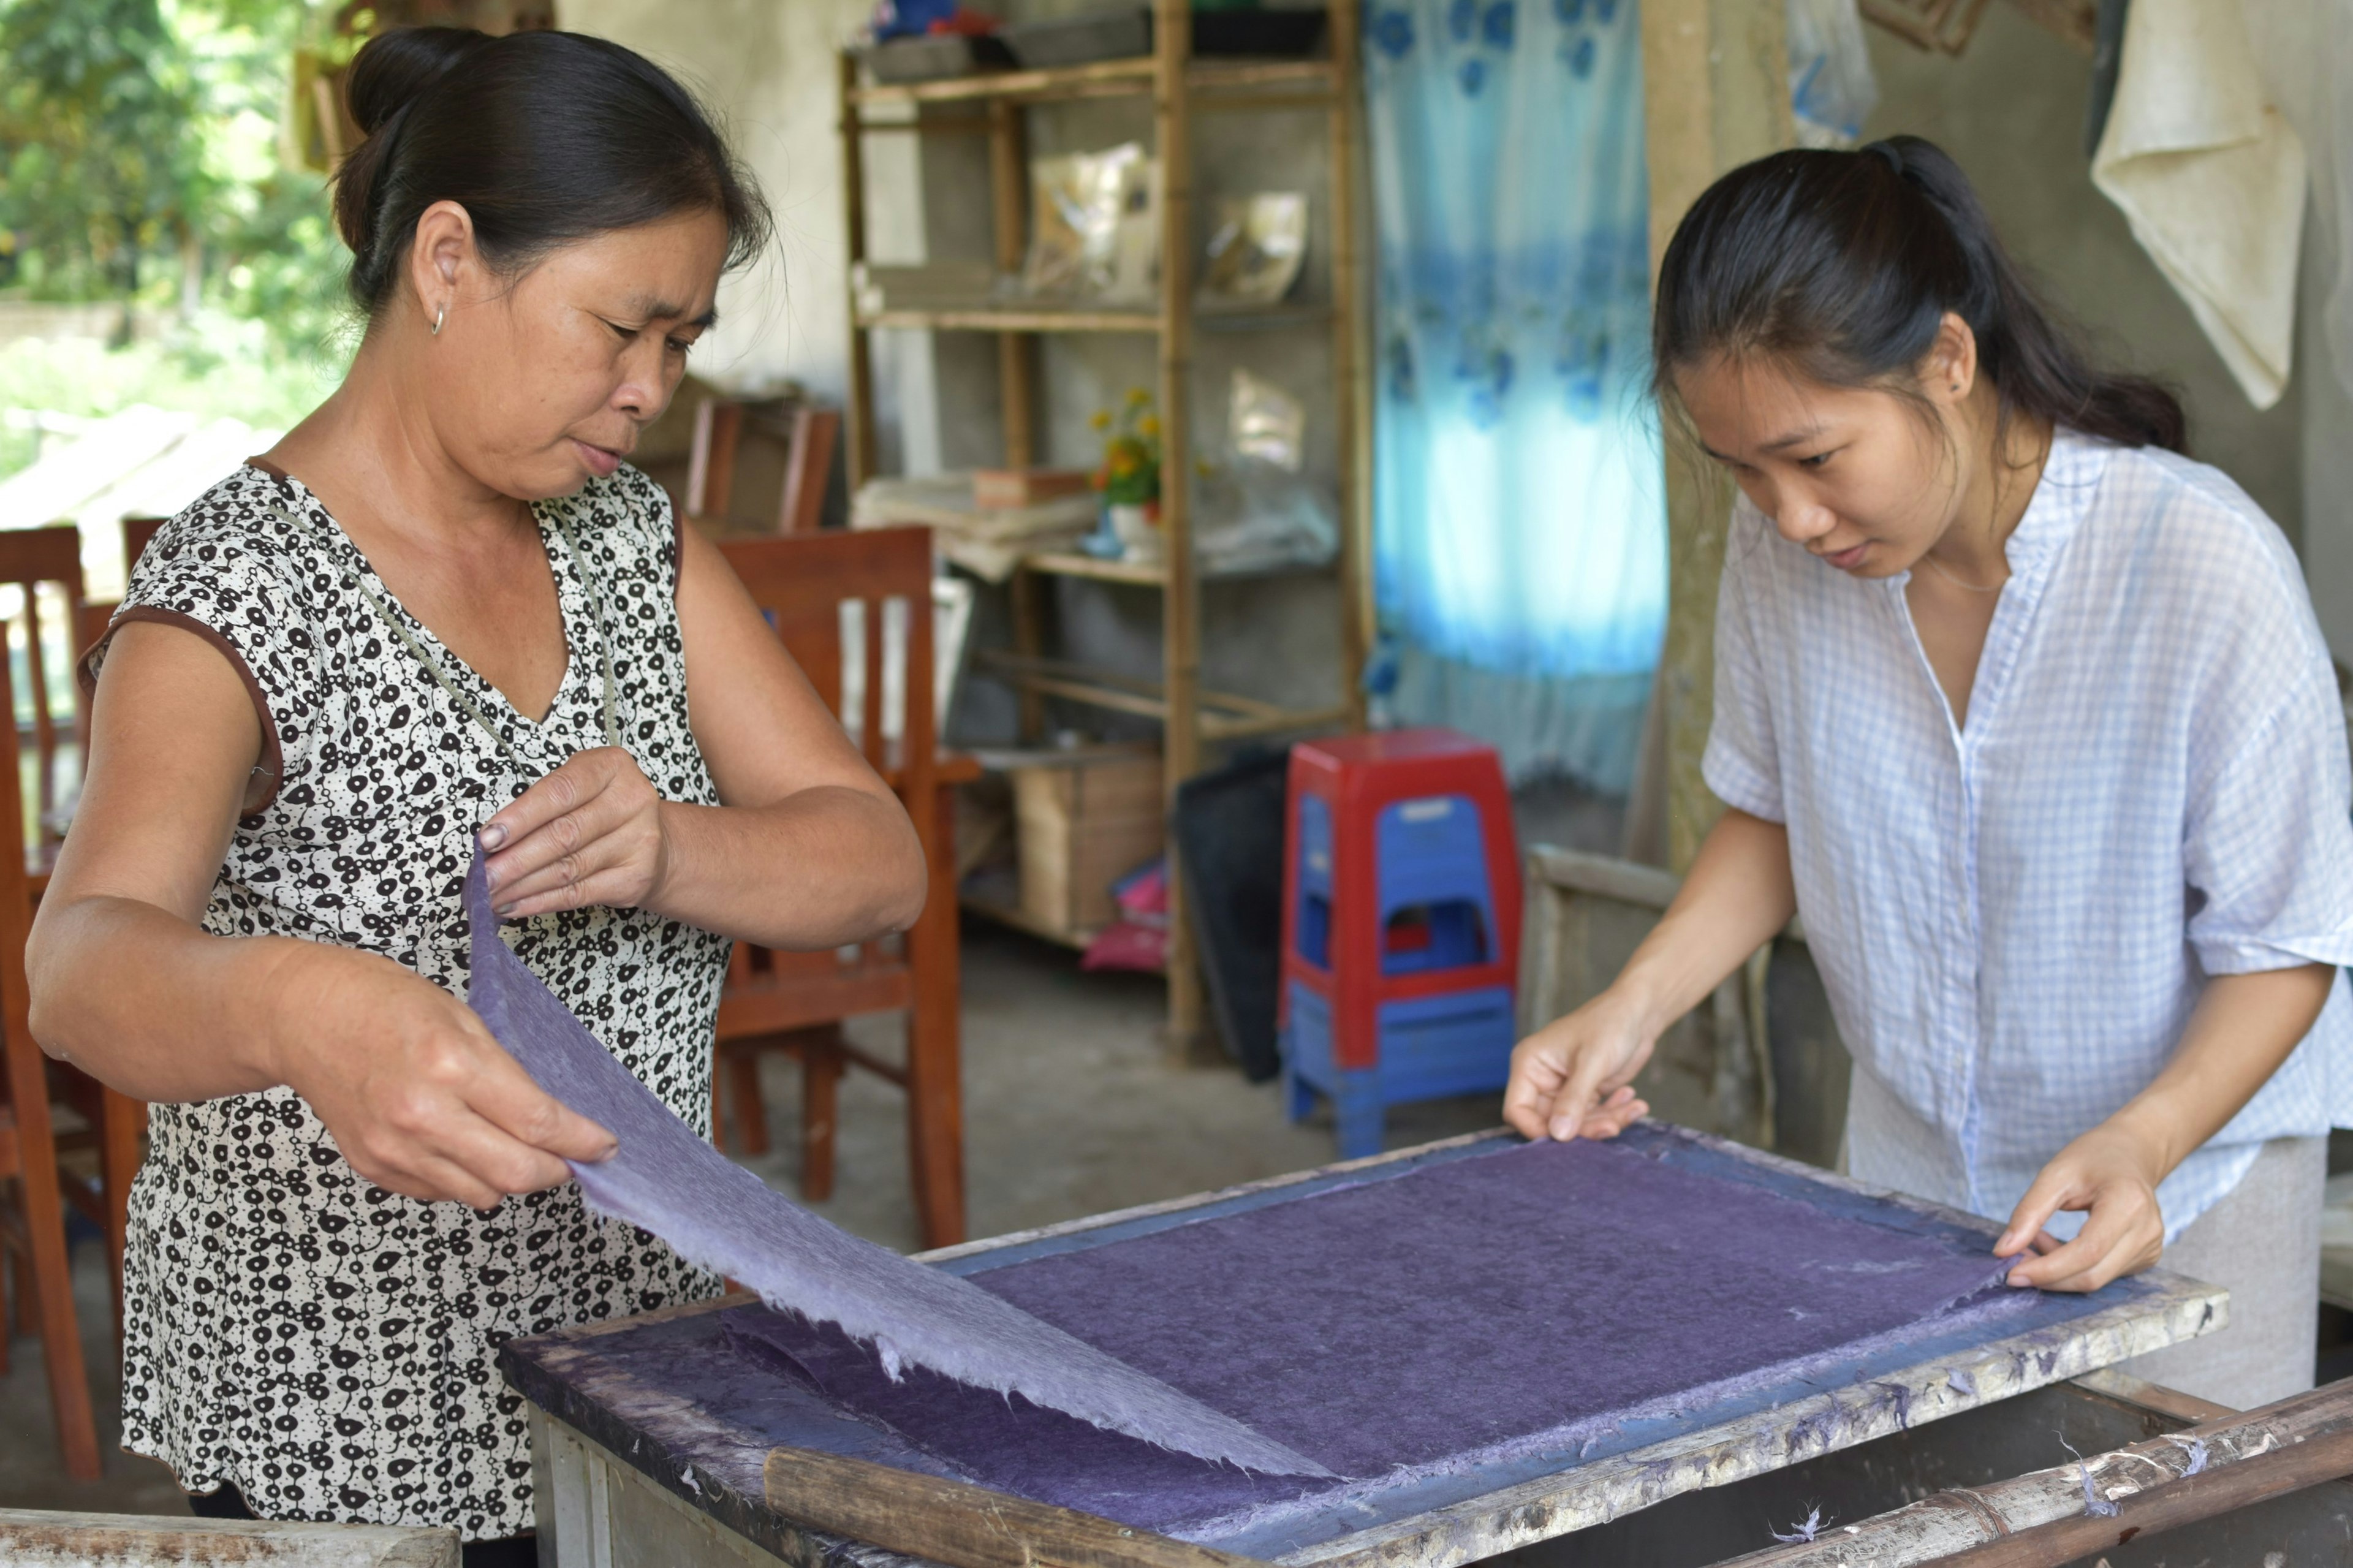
left=0, top=916, right=1506, bottom=1515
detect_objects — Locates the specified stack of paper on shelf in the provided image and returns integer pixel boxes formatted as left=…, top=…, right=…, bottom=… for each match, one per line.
left=852, top=473, right=1099, bottom=581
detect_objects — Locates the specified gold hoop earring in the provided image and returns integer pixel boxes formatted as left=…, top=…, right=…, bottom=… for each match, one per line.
left=433, top=304, right=447, bottom=336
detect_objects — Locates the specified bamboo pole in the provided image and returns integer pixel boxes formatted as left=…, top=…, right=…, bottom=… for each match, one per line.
left=987, top=99, right=1036, bottom=471
left=1154, top=0, right=1205, bottom=1050
left=839, top=51, right=879, bottom=490
left=1930, top=1426, right=2353, bottom=1568
left=1328, top=0, right=1370, bottom=729
left=1639, top=0, right=1794, bottom=871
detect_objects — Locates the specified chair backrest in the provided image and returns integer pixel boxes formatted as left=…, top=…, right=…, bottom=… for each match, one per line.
left=0, top=618, right=37, bottom=1007
left=781, top=407, right=839, bottom=537
left=689, top=399, right=841, bottom=536
left=123, top=515, right=167, bottom=575
left=0, top=528, right=88, bottom=868
left=718, top=528, right=938, bottom=794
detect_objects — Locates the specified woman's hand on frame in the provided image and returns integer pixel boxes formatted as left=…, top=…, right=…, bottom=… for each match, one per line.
left=480, top=747, right=670, bottom=918
left=1501, top=991, right=1653, bottom=1143
left=1994, top=1122, right=2169, bottom=1293
left=270, top=944, right=615, bottom=1208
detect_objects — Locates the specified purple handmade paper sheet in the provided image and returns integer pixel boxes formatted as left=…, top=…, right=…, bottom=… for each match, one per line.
left=461, top=849, right=1328, bottom=1478
left=724, top=1135, right=2023, bottom=1534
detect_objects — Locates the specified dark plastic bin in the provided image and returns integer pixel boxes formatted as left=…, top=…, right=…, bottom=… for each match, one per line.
left=1002, top=9, right=1152, bottom=68
left=862, top=32, right=1017, bottom=83
left=1002, top=6, right=1328, bottom=69
left=1194, top=9, right=1328, bottom=54
left=1173, top=747, right=1292, bottom=1082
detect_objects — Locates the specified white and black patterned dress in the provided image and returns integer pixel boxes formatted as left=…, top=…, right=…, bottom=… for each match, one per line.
left=89, top=460, right=732, bottom=1540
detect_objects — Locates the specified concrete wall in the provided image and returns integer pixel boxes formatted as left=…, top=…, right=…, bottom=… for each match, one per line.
left=1860, top=5, right=2306, bottom=548
left=558, top=0, right=875, bottom=405
left=2298, top=187, right=2353, bottom=659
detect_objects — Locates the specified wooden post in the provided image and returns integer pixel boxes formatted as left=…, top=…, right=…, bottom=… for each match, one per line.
left=988, top=99, right=1036, bottom=472
left=1640, top=0, right=1793, bottom=870
left=990, top=95, right=1049, bottom=743
left=838, top=51, right=879, bottom=490
left=1327, top=0, right=1371, bottom=729
left=1154, top=0, right=1205, bottom=1050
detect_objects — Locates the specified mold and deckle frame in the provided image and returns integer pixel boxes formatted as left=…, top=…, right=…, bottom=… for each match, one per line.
left=501, top=1126, right=2223, bottom=1568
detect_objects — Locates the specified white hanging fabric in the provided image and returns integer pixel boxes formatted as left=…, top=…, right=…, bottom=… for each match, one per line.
left=2244, top=0, right=2353, bottom=407
left=2092, top=0, right=2307, bottom=409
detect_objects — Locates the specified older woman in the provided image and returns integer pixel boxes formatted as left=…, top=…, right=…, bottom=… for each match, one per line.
left=28, top=27, right=925, bottom=1562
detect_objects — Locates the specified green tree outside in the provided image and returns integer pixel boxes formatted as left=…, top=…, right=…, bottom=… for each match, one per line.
left=0, top=0, right=358, bottom=477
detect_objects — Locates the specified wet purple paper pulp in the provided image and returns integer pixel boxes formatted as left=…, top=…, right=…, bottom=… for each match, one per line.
left=461, top=846, right=2015, bottom=1526
left=725, top=1137, right=2015, bottom=1532
left=461, top=850, right=1326, bottom=1477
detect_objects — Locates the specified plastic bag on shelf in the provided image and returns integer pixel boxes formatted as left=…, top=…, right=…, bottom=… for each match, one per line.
left=1194, top=371, right=1335, bottom=574
left=1201, top=193, right=1309, bottom=310
left=1787, top=0, right=1877, bottom=148
left=1023, top=143, right=1161, bottom=303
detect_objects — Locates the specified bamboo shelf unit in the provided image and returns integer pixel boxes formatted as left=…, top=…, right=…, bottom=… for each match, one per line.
left=837, top=0, right=1370, bottom=1043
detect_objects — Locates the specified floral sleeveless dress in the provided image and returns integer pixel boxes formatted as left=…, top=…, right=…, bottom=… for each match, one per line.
left=89, top=461, right=732, bottom=1541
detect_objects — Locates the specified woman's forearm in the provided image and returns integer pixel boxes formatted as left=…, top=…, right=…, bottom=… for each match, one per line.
left=28, top=895, right=324, bottom=1102
left=2106, top=963, right=2335, bottom=1183
left=646, top=786, right=927, bottom=950
left=1613, top=808, right=1798, bottom=1031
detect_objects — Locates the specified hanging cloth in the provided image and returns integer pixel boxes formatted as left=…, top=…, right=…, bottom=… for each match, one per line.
left=1363, top=0, right=1667, bottom=793
left=2092, top=0, right=2307, bottom=409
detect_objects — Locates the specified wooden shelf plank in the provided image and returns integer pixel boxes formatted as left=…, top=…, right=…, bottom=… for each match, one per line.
left=1192, top=59, right=1337, bottom=91
left=972, top=651, right=1343, bottom=738
left=852, top=57, right=1153, bottom=107
left=849, top=56, right=1334, bottom=110
left=1203, top=702, right=1351, bottom=741
left=1192, top=305, right=1332, bottom=332
left=1019, top=551, right=1169, bottom=585
left=854, top=304, right=1328, bottom=336
left=1014, top=549, right=1341, bottom=586
left=857, top=306, right=1159, bottom=334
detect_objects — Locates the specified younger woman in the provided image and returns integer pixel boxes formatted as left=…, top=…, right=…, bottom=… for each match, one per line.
left=1506, top=137, right=2353, bottom=1408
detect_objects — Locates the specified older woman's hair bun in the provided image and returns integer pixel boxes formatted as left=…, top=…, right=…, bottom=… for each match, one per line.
left=328, top=26, right=770, bottom=315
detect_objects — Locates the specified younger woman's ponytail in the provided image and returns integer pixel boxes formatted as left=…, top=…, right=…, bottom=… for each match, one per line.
left=1653, top=135, right=2185, bottom=453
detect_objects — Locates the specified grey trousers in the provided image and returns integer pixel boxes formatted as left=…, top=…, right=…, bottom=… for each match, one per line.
left=2118, top=1135, right=2326, bottom=1411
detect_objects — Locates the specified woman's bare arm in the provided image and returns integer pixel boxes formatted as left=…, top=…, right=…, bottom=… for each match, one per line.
left=479, top=521, right=927, bottom=946
left=1998, top=961, right=2334, bottom=1292
left=28, top=621, right=612, bottom=1206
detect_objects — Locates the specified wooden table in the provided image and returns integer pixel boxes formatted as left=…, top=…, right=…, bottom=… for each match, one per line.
left=502, top=1131, right=2224, bottom=1568
left=0, top=1509, right=458, bottom=1566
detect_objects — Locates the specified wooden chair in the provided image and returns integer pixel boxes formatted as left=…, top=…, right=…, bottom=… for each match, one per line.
left=0, top=528, right=89, bottom=885
left=688, top=398, right=840, bottom=537
left=120, top=515, right=167, bottom=578
left=713, top=528, right=967, bottom=1247
left=0, top=602, right=100, bottom=1476
left=25, top=521, right=153, bottom=1355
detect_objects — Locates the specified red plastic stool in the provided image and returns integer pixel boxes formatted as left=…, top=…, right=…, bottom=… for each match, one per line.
left=1278, top=729, right=1521, bottom=1157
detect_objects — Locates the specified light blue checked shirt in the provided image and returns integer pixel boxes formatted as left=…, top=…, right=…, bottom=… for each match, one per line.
left=1705, top=428, right=2353, bottom=1242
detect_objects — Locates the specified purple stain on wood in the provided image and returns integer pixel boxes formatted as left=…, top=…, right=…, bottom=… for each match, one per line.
left=721, top=1133, right=2033, bottom=1531
left=460, top=847, right=1328, bottom=1479
left=2060, top=1437, right=2119, bottom=1517
left=2170, top=1435, right=2209, bottom=1476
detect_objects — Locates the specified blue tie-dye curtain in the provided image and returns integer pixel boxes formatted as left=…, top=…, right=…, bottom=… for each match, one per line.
left=1364, top=0, right=1665, bottom=793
